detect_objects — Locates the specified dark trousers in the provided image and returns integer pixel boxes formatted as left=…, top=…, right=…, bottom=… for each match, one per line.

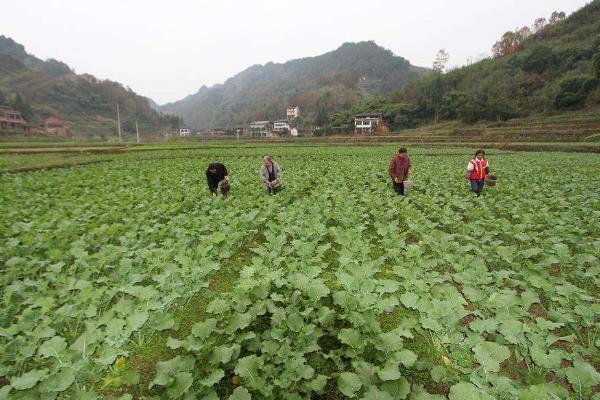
left=470, top=179, right=485, bottom=197
left=393, top=181, right=405, bottom=196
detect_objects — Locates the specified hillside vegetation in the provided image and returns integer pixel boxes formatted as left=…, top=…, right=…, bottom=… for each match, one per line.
left=0, top=36, right=179, bottom=138
left=330, top=1, right=600, bottom=132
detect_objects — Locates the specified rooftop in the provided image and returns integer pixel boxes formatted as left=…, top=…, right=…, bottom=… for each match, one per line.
left=355, top=113, right=382, bottom=118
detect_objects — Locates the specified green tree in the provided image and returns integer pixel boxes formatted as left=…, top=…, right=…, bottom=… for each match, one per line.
left=523, top=46, right=555, bottom=74
left=592, top=49, right=600, bottom=80
left=424, top=73, right=445, bottom=123
left=554, top=76, right=596, bottom=109
left=12, top=93, right=33, bottom=120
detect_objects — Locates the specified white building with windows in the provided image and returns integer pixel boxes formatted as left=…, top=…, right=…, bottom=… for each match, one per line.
left=286, top=106, right=300, bottom=119
left=250, top=121, right=274, bottom=137
left=273, top=120, right=290, bottom=134
left=354, top=113, right=389, bottom=134
left=178, top=127, right=192, bottom=137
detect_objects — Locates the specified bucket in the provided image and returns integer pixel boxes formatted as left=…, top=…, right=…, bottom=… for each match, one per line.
left=485, top=175, right=497, bottom=187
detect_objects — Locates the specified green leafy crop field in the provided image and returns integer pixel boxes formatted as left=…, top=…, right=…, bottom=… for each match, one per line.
left=1, top=145, right=599, bottom=399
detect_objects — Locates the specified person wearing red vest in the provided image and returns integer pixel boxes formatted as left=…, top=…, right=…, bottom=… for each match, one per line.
left=465, top=149, right=490, bottom=197
left=388, top=147, right=412, bottom=196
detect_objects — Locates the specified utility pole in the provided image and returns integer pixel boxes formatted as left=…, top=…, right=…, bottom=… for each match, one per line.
left=116, top=103, right=122, bottom=143
left=135, top=121, right=140, bottom=143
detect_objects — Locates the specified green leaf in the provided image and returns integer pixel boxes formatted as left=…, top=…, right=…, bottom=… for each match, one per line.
left=227, top=313, right=252, bottom=334
left=38, top=368, right=76, bottom=392
left=338, top=372, right=362, bottom=397
left=338, top=328, right=364, bottom=352
left=499, top=319, right=523, bottom=344
left=229, top=387, right=251, bottom=400
left=565, top=359, right=600, bottom=389
left=469, top=319, right=498, bottom=333
left=210, top=344, right=239, bottom=364
left=149, top=313, right=175, bottom=331
left=11, top=369, right=49, bottom=390
left=95, top=345, right=121, bottom=366
left=518, top=384, right=562, bottom=400
left=287, top=312, right=304, bottom=332
left=409, top=385, right=445, bottom=399
left=150, top=355, right=195, bottom=388
left=305, top=374, right=328, bottom=391
left=191, top=318, right=217, bottom=340
left=400, top=292, right=419, bottom=309
left=235, top=355, right=261, bottom=385
left=535, top=317, right=563, bottom=331
left=472, top=341, right=510, bottom=372
left=377, top=362, right=401, bottom=381
left=38, top=336, right=67, bottom=358
left=361, top=385, right=394, bottom=400
left=380, top=377, right=410, bottom=399
left=394, top=349, right=417, bottom=367
left=207, top=298, right=230, bottom=314
left=448, top=382, right=493, bottom=400
left=200, top=369, right=224, bottom=387
left=166, top=336, right=184, bottom=350
left=377, top=329, right=407, bottom=354
left=127, top=310, right=149, bottom=331
left=166, top=372, right=193, bottom=398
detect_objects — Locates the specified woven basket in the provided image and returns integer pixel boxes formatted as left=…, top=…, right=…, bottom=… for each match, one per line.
left=485, top=175, right=497, bottom=187
left=404, top=180, right=415, bottom=190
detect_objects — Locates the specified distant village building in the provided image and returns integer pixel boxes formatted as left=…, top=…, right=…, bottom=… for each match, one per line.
left=290, top=127, right=299, bottom=137
left=0, top=108, right=28, bottom=132
left=232, top=126, right=248, bottom=137
left=250, top=121, right=274, bottom=137
left=354, top=113, right=390, bottom=134
left=286, top=106, right=300, bottom=119
left=273, top=120, right=290, bottom=134
left=209, top=127, right=226, bottom=135
left=44, top=117, right=67, bottom=136
left=178, top=127, right=192, bottom=136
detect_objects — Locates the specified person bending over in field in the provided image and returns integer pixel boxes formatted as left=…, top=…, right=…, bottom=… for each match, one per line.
left=465, top=149, right=490, bottom=197
left=389, top=147, right=412, bottom=196
left=260, top=155, right=282, bottom=195
left=206, top=162, right=230, bottom=197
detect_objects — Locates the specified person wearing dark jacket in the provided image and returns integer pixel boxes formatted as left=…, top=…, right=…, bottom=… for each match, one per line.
left=388, top=147, right=412, bottom=196
left=206, top=162, right=230, bottom=197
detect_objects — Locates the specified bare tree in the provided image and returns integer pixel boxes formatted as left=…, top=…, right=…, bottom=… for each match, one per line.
left=549, top=11, right=566, bottom=25
left=533, top=17, right=547, bottom=33
left=492, top=31, right=519, bottom=58
left=515, top=26, right=532, bottom=43
left=433, top=49, right=450, bottom=73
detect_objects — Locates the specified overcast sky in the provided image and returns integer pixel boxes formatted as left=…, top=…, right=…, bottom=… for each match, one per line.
left=3, top=0, right=590, bottom=104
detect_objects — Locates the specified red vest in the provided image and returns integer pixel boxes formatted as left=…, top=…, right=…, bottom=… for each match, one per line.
left=469, top=159, right=488, bottom=180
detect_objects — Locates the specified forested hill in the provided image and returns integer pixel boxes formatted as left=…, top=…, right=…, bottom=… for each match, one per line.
left=0, top=36, right=178, bottom=137
left=331, top=1, right=600, bottom=130
left=160, top=41, right=429, bottom=130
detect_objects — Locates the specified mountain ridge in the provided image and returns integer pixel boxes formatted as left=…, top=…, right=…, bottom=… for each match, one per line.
left=160, top=41, right=429, bottom=129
